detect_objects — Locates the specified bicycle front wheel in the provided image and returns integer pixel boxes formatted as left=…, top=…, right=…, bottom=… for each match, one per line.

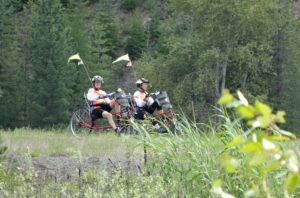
left=70, top=108, right=92, bottom=137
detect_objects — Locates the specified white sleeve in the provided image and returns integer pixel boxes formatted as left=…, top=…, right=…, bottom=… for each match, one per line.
left=134, top=91, right=146, bottom=107
left=87, top=88, right=98, bottom=101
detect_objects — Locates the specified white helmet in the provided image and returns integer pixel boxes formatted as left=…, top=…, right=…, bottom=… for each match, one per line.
left=136, top=78, right=149, bottom=87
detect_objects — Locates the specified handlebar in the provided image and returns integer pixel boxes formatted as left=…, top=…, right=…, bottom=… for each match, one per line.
left=148, top=91, right=161, bottom=97
left=97, top=92, right=131, bottom=100
left=97, top=92, right=116, bottom=99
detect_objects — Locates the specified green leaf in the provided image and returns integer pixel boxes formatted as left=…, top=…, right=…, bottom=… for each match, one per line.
left=237, top=105, right=255, bottom=119
left=226, top=136, right=245, bottom=148
left=221, top=155, right=240, bottom=173
left=247, top=120, right=254, bottom=126
left=218, top=89, right=234, bottom=105
left=255, top=101, right=272, bottom=117
left=285, top=173, right=300, bottom=194
left=285, top=150, right=299, bottom=173
left=266, top=136, right=290, bottom=141
left=249, top=153, right=268, bottom=166
left=213, top=179, right=223, bottom=188
left=240, top=142, right=262, bottom=153
left=274, top=111, right=286, bottom=124
left=261, top=161, right=281, bottom=173
left=186, top=170, right=200, bottom=182
left=256, top=116, right=271, bottom=128
left=226, top=100, right=240, bottom=108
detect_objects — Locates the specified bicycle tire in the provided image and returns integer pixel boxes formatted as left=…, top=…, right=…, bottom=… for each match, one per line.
left=70, top=108, right=92, bottom=137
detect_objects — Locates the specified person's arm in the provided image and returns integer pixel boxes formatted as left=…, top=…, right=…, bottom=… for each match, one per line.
left=102, top=91, right=111, bottom=103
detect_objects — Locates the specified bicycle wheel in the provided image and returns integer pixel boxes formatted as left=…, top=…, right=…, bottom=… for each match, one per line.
left=70, top=108, right=92, bottom=137
left=115, top=114, right=131, bottom=134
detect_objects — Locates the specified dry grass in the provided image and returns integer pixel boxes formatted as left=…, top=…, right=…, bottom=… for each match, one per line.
left=0, top=128, right=142, bottom=158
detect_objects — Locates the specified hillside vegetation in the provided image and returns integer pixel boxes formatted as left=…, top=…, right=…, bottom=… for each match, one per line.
left=1, top=0, right=300, bottom=134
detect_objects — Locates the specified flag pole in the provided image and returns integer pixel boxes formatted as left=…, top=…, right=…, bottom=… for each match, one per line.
left=81, top=61, right=92, bottom=83
left=68, top=53, right=92, bottom=85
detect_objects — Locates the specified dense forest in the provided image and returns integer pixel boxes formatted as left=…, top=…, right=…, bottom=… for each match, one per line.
left=1, top=0, right=300, bottom=134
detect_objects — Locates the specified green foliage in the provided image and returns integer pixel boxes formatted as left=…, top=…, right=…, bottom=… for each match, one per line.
left=88, top=0, right=120, bottom=91
left=0, top=135, right=7, bottom=161
left=218, top=89, right=295, bottom=138
left=126, top=14, right=146, bottom=60
left=136, top=0, right=300, bottom=129
left=0, top=0, right=300, bottom=134
left=121, top=0, right=136, bottom=11
left=26, top=0, right=73, bottom=127
left=120, top=90, right=299, bottom=197
left=276, top=1, right=300, bottom=132
left=0, top=111, right=299, bottom=197
left=0, top=165, right=175, bottom=197
left=217, top=89, right=299, bottom=197
left=0, top=0, right=23, bottom=128
left=91, top=0, right=119, bottom=58
left=65, top=0, right=92, bottom=106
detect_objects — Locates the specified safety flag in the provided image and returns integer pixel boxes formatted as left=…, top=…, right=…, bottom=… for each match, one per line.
left=68, top=53, right=84, bottom=65
left=112, top=54, right=132, bottom=67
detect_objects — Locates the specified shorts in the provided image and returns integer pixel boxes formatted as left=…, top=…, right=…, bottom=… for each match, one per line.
left=91, top=103, right=112, bottom=119
left=134, top=101, right=162, bottom=120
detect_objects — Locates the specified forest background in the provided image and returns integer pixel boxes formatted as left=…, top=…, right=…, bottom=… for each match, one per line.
left=1, top=0, right=300, bottom=135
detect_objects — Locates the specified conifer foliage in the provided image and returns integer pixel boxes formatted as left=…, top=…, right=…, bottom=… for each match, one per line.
left=26, top=0, right=73, bottom=126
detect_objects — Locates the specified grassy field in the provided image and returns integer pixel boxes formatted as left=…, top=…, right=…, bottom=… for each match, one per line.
left=0, top=128, right=141, bottom=158
left=0, top=125, right=299, bottom=197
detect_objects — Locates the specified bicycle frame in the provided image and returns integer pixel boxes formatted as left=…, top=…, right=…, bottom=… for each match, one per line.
left=78, top=92, right=135, bottom=132
left=87, top=107, right=133, bottom=131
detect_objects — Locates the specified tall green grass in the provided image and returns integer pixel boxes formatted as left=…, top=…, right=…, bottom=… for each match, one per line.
left=0, top=114, right=299, bottom=197
left=133, top=114, right=300, bottom=197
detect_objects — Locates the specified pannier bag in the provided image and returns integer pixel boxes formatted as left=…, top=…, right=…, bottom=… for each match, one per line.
left=156, top=91, right=171, bottom=108
left=115, top=92, right=130, bottom=107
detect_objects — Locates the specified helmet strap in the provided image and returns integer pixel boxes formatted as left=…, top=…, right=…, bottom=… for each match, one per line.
left=93, top=82, right=100, bottom=91
left=138, top=87, right=145, bottom=92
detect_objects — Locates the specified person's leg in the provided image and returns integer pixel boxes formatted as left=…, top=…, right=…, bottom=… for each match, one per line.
left=110, top=98, right=121, bottom=115
left=102, top=111, right=117, bottom=130
left=92, top=109, right=103, bottom=119
left=145, top=101, right=162, bottom=114
left=144, top=102, right=167, bottom=133
left=134, top=110, right=145, bottom=120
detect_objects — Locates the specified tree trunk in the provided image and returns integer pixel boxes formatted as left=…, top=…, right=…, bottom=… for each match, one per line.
left=275, top=0, right=286, bottom=108
left=215, top=56, right=228, bottom=105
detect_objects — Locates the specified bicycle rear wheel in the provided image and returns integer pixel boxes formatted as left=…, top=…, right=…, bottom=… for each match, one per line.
left=70, top=108, right=92, bottom=137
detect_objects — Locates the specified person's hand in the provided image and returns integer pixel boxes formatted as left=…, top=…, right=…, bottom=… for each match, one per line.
left=116, top=88, right=123, bottom=93
left=98, top=94, right=110, bottom=99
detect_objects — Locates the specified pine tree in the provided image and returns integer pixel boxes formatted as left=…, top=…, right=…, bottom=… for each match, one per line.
left=27, top=0, right=73, bottom=127
left=275, top=1, right=300, bottom=132
left=65, top=0, right=92, bottom=106
left=121, top=0, right=136, bottom=11
left=126, top=14, right=146, bottom=60
left=0, top=1, right=22, bottom=128
left=90, top=0, right=119, bottom=59
left=89, top=0, right=120, bottom=91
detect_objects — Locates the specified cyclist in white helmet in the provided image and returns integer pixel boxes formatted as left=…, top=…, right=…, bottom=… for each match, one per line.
left=133, top=78, right=166, bottom=132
